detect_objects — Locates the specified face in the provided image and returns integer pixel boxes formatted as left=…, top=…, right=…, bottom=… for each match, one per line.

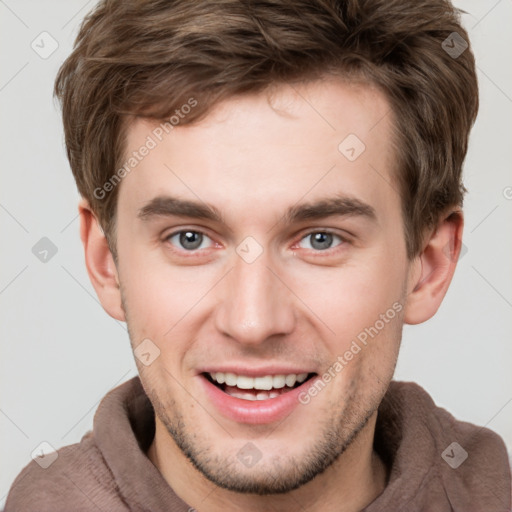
left=114, top=78, right=411, bottom=494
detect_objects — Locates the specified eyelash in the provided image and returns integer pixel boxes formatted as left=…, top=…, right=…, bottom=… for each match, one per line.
left=163, top=228, right=348, bottom=257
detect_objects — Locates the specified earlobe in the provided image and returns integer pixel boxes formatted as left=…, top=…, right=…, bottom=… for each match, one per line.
left=79, top=199, right=126, bottom=322
left=403, top=210, right=464, bottom=325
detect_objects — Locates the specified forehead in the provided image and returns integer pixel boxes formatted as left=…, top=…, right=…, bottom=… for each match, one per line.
left=118, top=78, right=398, bottom=224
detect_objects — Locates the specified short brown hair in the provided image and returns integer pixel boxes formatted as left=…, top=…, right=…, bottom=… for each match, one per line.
left=54, top=0, right=478, bottom=259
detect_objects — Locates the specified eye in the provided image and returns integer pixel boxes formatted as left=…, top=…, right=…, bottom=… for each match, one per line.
left=165, top=230, right=214, bottom=251
left=297, top=231, right=345, bottom=251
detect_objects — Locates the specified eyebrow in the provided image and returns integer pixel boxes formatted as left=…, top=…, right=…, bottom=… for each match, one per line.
left=138, top=196, right=224, bottom=223
left=137, top=194, right=377, bottom=226
left=283, top=195, right=377, bottom=224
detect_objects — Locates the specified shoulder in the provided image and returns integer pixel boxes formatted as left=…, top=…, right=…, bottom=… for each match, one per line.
left=384, top=381, right=511, bottom=510
left=5, top=432, right=128, bottom=512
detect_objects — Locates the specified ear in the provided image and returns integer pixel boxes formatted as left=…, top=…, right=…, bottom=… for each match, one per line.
left=403, top=210, right=464, bottom=325
left=78, top=199, right=126, bottom=322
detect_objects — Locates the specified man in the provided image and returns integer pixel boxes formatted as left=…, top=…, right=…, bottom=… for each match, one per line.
left=5, top=0, right=510, bottom=510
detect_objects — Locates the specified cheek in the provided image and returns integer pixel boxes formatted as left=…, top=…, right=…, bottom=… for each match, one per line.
left=118, top=239, right=205, bottom=320
left=291, top=255, right=406, bottom=389
left=289, top=251, right=405, bottom=338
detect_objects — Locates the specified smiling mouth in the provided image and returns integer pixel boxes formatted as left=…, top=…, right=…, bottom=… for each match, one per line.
left=203, top=372, right=317, bottom=401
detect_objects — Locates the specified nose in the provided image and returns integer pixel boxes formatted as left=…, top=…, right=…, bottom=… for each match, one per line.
left=214, top=249, right=296, bottom=346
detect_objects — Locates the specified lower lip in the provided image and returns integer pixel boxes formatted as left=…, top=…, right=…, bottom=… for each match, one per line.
left=199, top=374, right=318, bottom=424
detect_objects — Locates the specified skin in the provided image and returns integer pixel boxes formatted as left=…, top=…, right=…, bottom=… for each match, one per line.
left=80, top=78, right=463, bottom=512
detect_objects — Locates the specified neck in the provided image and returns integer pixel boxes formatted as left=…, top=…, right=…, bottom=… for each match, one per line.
left=147, top=412, right=388, bottom=512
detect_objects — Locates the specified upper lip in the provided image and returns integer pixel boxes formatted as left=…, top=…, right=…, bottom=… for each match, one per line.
left=198, top=366, right=316, bottom=378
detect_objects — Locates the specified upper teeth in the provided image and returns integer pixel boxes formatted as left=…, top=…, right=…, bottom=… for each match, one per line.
left=209, top=372, right=309, bottom=390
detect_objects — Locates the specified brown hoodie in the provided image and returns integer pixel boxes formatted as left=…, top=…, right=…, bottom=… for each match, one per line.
left=5, top=377, right=511, bottom=512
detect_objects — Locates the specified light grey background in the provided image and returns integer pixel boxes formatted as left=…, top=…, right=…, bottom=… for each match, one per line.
left=1, top=0, right=511, bottom=507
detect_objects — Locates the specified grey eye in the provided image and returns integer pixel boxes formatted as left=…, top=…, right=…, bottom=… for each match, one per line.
left=168, top=230, right=211, bottom=251
left=298, top=232, right=343, bottom=251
